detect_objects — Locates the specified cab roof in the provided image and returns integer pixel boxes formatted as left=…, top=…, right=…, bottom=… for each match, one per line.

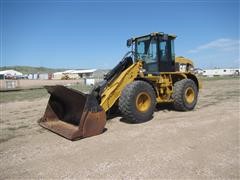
left=131, top=32, right=177, bottom=41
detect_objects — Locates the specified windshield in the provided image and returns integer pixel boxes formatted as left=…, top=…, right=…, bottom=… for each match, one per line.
left=134, top=36, right=159, bottom=72
left=135, top=36, right=151, bottom=61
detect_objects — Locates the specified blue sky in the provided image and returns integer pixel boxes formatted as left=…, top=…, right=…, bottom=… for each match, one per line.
left=1, top=0, right=239, bottom=69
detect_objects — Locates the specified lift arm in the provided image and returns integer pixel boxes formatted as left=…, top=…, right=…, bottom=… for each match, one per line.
left=100, top=61, right=142, bottom=112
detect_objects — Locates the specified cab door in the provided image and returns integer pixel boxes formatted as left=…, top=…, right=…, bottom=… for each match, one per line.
left=158, top=38, right=175, bottom=72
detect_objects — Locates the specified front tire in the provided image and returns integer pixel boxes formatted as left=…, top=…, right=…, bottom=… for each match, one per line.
left=173, top=79, right=198, bottom=111
left=119, top=81, right=156, bottom=123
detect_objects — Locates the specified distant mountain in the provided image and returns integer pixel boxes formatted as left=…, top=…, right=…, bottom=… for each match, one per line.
left=0, top=66, right=67, bottom=74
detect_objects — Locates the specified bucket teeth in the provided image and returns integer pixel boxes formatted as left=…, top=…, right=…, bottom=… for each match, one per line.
left=39, top=85, right=106, bottom=140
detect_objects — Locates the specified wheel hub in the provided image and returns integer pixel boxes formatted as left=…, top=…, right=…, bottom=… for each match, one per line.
left=185, top=87, right=195, bottom=104
left=136, top=92, right=151, bottom=112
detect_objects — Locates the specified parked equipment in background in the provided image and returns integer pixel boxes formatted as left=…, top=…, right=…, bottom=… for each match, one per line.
left=39, top=32, right=201, bottom=140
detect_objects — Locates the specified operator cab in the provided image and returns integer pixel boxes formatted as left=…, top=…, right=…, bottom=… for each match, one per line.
left=127, top=32, right=176, bottom=73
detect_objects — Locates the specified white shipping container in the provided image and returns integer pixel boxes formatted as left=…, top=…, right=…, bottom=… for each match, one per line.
left=39, top=74, right=49, bottom=80
left=202, top=68, right=240, bottom=77
left=28, top=74, right=33, bottom=79
left=33, top=74, right=38, bottom=79
left=28, top=74, right=38, bottom=79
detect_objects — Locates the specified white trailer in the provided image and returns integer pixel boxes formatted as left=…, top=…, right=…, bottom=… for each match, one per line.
left=202, top=68, right=240, bottom=77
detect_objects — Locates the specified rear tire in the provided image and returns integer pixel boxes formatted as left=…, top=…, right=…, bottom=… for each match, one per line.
left=173, top=79, right=198, bottom=111
left=119, top=81, right=156, bottom=123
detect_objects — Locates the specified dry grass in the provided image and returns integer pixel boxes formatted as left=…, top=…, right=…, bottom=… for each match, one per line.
left=0, top=89, right=49, bottom=103
left=0, top=84, right=92, bottom=103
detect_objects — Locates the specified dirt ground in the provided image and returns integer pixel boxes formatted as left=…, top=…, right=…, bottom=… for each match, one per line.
left=0, top=78, right=239, bottom=179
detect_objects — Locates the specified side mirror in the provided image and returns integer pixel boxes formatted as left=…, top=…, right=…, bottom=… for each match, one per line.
left=127, top=38, right=133, bottom=47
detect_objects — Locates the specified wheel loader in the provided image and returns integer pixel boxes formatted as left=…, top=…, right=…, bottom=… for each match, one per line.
left=39, top=32, right=201, bottom=140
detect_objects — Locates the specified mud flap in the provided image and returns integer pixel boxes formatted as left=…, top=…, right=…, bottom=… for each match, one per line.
left=39, top=85, right=106, bottom=140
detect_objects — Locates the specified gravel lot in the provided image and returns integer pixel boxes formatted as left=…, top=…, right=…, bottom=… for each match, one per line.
left=0, top=78, right=239, bottom=179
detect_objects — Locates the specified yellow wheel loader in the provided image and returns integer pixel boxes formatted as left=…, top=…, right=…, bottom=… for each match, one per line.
left=39, top=32, right=201, bottom=140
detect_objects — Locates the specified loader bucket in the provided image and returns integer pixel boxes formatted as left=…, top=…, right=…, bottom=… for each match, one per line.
left=39, top=85, right=106, bottom=140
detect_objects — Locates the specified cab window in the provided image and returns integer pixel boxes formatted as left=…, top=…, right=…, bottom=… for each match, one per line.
left=159, top=41, right=167, bottom=62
